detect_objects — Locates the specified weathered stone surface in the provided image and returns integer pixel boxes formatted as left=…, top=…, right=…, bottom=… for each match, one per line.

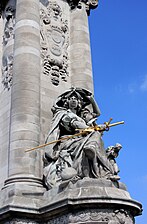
left=0, top=0, right=16, bottom=190
left=0, top=1, right=142, bottom=224
left=70, top=5, right=93, bottom=91
left=0, top=178, right=142, bottom=223
left=42, top=88, right=124, bottom=191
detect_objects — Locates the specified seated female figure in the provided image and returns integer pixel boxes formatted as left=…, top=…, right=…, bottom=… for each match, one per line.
left=43, top=88, right=115, bottom=189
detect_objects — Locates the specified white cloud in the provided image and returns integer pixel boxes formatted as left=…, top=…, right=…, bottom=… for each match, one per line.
left=140, top=74, right=147, bottom=91
left=128, top=83, right=136, bottom=93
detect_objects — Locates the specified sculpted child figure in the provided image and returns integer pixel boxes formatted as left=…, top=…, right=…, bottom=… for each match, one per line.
left=43, top=87, right=118, bottom=189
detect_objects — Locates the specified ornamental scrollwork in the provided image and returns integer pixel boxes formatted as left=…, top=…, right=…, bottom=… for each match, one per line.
left=3, top=5, right=15, bottom=46
left=46, top=209, right=134, bottom=223
left=4, top=219, right=38, bottom=224
left=1, top=3, right=15, bottom=90
left=2, top=54, right=13, bottom=90
left=40, top=1, right=69, bottom=86
left=69, top=209, right=134, bottom=224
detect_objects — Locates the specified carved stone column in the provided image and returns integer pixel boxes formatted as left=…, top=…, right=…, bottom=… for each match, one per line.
left=5, top=0, right=42, bottom=187
left=70, top=2, right=96, bottom=92
left=0, top=0, right=16, bottom=190
left=0, top=1, right=142, bottom=224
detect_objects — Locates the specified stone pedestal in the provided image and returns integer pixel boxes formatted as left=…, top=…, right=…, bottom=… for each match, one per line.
left=0, top=179, right=142, bottom=223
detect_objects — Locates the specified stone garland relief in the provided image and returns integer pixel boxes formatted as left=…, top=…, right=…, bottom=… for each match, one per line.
left=40, top=1, right=69, bottom=86
left=47, top=209, right=134, bottom=224
left=1, top=4, right=15, bottom=90
left=3, top=210, right=134, bottom=224
left=2, top=54, right=13, bottom=90
left=70, top=209, right=135, bottom=224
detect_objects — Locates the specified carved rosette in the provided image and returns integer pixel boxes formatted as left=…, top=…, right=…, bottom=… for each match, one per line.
left=1, top=2, right=15, bottom=90
left=40, top=1, right=69, bottom=86
left=47, top=209, right=134, bottom=224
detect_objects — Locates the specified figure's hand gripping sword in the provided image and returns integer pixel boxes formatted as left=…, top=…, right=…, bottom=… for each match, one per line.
left=25, top=119, right=124, bottom=152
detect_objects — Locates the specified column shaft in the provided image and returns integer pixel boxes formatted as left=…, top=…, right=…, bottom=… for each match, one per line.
left=70, top=4, right=93, bottom=92
left=6, top=0, right=41, bottom=185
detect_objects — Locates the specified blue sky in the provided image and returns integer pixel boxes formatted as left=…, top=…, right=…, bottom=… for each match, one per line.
left=89, top=1, right=147, bottom=223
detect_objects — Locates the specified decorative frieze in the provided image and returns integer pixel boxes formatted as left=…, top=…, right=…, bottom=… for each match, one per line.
left=4, top=219, right=38, bottom=224
left=47, top=209, right=134, bottom=224
left=40, top=1, right=69, bottom=86
left=69, top=209, right=134, bottom=224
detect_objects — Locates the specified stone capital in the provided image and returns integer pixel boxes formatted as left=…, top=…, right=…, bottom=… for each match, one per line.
left=68, top=0, right=99, bottom=15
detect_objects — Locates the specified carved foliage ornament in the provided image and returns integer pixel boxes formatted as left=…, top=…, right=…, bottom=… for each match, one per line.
left=3, top=5, right=15, bottom=46
left=1, top=4, right=15, bottom=90
left=3, top=210, right=134, bottom=223
left=2, top=54, right=13, bottom=90
left=47, top=209, right=134, bottom=224
left=70, top=209, right=134, bottom=224
left=40, top=1, right=69, bottom=86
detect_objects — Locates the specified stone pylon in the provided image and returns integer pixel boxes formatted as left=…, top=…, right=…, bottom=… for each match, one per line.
left=0, top=0, right=142, bottom=223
